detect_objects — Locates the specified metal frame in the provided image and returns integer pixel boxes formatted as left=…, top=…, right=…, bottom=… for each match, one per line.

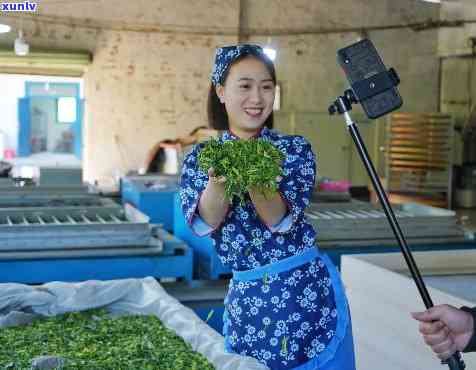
left=385, top=113, right=454, bottom=208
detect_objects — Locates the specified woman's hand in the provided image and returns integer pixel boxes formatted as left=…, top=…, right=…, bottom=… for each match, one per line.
left=247, top=176, right=282, bottom=198
left=206, top=167, right=228, bottom=202
left=207, top=167, right=226, bottom=187
left=198, top=168, right=230, bottom=228
left=248, top=176, right=287, bottom=228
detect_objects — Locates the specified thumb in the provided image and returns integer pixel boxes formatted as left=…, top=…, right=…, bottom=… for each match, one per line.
left=208, top=167, right=216, bottom=178
left=411, top=307, right=443, bottom=322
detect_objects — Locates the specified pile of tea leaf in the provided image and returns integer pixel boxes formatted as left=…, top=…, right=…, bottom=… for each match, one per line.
left=0, top=309, right=214, bottom=370
left=198, top=138, right=285, bottom=203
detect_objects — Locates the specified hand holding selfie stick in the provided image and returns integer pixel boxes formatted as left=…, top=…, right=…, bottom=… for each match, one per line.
left=328, top=39, right=465, bottom=370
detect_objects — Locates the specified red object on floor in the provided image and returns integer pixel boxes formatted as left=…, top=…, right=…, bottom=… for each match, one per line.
left=3, top=149, right=15, bottom=159
left=319, top=180, right=351, bottom=192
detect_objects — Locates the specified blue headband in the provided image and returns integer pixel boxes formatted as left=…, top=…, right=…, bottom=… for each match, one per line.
left=210, top=44, right=269, bottom=86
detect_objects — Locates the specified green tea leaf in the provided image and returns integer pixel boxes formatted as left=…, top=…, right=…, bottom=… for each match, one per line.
left=198, top=138, right=285, bottom=204
left=0, top=309, right=215, bottom=370
left=205, top=309, right=214, bottom=323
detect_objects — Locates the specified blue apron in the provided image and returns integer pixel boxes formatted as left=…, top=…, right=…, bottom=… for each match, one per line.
left=223, top=248, right=356, bottom=370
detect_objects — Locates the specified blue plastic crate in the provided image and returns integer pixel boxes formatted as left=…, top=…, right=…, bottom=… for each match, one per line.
left=121, top=175, right=179, bottom=232
left=173, top=193, right=231, bottom=279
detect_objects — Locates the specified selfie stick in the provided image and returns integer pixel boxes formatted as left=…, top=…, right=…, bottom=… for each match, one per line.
left=328, top=74, right=465, bottom=370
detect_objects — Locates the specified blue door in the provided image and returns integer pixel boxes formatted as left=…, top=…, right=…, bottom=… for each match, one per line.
left=17, top=97, right=31, bottom=157
left=17, top=96, right=83, bottom=159
left=73, top=99, right=84, bottom=159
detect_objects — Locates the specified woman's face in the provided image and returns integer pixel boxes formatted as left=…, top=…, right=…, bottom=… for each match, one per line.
left=216, top=56, right=275, bottom=138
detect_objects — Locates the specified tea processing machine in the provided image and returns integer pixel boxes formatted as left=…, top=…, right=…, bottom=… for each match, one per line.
left=306, top=201, right=474, bottom=266
left=0, top=202, right=192, bottom=284
left=174, top=196, right=476, bottom=279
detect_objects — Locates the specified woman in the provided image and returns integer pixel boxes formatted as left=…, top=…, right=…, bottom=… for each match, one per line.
left=180, top=44, right=356, bottom=369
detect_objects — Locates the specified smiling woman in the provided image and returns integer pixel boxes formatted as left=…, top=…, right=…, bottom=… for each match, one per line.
left=214, top=57, right=275, bottom=139
left=180, top=44, right=357, bottom=370
left=207, top=45, right=276, bottom=135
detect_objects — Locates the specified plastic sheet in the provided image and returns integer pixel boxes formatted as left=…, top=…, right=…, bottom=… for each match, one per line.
left=0, top=277, right=268, bottom=370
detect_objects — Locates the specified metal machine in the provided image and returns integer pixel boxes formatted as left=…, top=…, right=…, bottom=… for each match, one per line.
left=174, top=190, right=475, bottom=279
left=0, top=202, right=192, bottom=284
left=306, top=201, right=474, bottom=266
left=0, top=184, right=112, bottom=208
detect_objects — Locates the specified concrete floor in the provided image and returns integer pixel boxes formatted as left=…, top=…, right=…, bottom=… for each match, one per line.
left=424, top=274, right=476, bottom=302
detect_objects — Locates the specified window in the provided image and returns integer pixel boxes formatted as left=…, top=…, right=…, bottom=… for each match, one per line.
left=57, top=97, right=77, bottom=123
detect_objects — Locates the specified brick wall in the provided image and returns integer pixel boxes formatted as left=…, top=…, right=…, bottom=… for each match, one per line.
left=0, top=0, right=440, bottom=185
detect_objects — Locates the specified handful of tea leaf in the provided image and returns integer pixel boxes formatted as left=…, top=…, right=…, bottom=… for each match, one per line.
left=198, top=138, right=285, bottom=203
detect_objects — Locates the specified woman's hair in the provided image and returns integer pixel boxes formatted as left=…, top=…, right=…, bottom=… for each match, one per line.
left=207, top=52, right=276, bottom=130
left=188, top=125, right=208, bottom=136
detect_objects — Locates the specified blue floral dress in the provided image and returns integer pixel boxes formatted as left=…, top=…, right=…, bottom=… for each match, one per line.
left=180, top=126, right=354, bottom=370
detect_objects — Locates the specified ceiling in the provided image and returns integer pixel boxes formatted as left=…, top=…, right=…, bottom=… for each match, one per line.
left=0, top=0, right=446, bottom=34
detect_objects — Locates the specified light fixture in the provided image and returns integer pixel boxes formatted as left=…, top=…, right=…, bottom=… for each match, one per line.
left=14, top=29, right=29, bottom=56
left=264, top=47, right=277, bottom=61
left=263, top=36, right=277, bottom=62
left=0, top=24, right=11, bottom=33
left=420, top=0, right=441, bottom=3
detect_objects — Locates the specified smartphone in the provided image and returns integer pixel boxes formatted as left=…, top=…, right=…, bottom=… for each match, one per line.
left=337, top=39, right=403, bottom=119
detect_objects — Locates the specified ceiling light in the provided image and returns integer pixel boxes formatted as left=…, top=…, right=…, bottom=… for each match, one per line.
left=420, top=0, right=441, bottom=3
left=14, top=30, right=29, bottom=56
left=264, top=47, right=277, bottom=61
left=0, top=24, right=11, bottom=33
